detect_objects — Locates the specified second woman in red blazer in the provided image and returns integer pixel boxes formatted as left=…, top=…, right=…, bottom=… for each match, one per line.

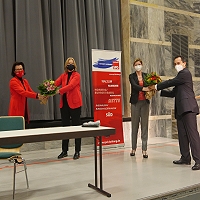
left=55, top=57, right=82, bottom=160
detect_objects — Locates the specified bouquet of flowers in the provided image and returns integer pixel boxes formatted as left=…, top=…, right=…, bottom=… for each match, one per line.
left=37, top=79, right=58, bottom=104
left=144, top=72, right=162, bottom=100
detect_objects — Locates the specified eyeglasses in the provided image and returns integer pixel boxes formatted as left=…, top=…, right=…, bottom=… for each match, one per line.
left=15, top=68, right=23, bottom=71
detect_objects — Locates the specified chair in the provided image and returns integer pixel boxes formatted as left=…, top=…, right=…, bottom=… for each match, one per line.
left=0, top=116, right=29, bottom=200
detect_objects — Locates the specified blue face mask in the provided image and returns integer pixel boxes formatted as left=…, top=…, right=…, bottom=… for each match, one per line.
left=67, top=64, right=75, bottom=71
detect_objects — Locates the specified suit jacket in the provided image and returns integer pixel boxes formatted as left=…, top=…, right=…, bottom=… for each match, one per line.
left=9, top=77, right=37, bottom=120
left=157, top=68, right=199, bottom=117
left=129, top=72, right=149, bottom=104
left=55, top=71, right=82, bottom=109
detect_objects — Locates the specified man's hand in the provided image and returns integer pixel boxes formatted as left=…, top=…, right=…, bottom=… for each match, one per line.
left=148, top=85, right=156, bottom=90
left=195, top=95, right=200, bottom=99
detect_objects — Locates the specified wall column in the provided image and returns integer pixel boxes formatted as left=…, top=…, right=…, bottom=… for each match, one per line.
left=120, top=0, right=131, bottom=117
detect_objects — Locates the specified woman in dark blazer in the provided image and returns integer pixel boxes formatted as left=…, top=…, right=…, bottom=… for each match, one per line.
left=129, top=58, right=150, bottom=158
left=55, top=57, right=82, bottom=160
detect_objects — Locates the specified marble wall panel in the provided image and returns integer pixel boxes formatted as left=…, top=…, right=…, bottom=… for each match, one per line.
left=130, top=42, right=150, bottom=71
left=124, top=116, right=200, bottom=142
left=164, top=46, right=173, bottom=75
left=164, top=0, right=194, bottom=12
left=194, top=50, right=200, bottom=77
left=150, top=92, right=174, bottom=116
left=151, top=76, right=200, bottom=116
left=164, top=2, right=200, bottom=45
left=149, top=119, right=172, bottom=138
left=148, top=44, right=165, bottom=75
left=123, top=119, right=172, bottom=146
left=193, top=17, right=200, bottom=45
left=148, top=0, right=164, bottom=6
left=189, top=48, right=195, bottom=76
left=164, top=11, right=194, bottom=42
left=193, top=81, right=200, bottom=109
left=189, top=48, right=200, bottom=88
left=130, top=42, right=165, bottom=75
left=193, top=2, right=200, bottom=14
left=130, top=5, right=148, bottom=38
left=130, top=42, right=174, bottom=116
left=148, top=7, right=165, bottom=41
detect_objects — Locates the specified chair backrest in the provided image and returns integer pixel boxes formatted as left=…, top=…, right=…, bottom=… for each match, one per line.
left=0, top=116, right=25, bottom=149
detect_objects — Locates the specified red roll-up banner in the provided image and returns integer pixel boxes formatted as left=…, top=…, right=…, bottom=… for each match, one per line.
left=92, top=49, right=124, bottom=146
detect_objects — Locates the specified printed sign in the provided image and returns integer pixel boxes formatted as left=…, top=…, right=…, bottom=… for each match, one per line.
left=92, top=49, right=124, bottom=146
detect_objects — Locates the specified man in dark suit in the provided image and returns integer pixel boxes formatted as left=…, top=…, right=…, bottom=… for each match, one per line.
left=150, top=55, right=200, bottom=170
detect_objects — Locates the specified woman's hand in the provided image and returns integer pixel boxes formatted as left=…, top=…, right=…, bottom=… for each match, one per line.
left=142, top=87, right=150, bottom=92
left=56, top=89, right=60, bottom=94
left=38, top=94, right=47, bottom=100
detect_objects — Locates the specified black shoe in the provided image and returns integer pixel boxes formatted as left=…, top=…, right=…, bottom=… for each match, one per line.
left=130, top=152, right=135, bottom=156
left=142, top=151, right=148, bottom=158
left=58, top=152, right=68, bottom=159
left=73, top=152, right=80, bottom=160
left=173, top=159, right=191, bottom=165
left=192, top=163, right=200, bottom=170
left=143, top=154, right=148, bottom=158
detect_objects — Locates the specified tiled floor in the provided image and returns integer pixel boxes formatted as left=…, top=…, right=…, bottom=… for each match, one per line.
left=0, top=137, right=200, bottom=200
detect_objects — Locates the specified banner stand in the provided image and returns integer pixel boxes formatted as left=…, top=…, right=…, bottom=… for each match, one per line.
left=92, top=49, right=124, bottom=148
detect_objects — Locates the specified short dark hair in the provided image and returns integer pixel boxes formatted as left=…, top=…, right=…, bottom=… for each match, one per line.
left=11, top=61, right=25, bottom=77
left=173, top=55, right=187, bottom=63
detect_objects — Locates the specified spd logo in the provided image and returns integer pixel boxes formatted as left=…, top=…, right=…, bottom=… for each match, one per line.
left=112, top=61, right=119, bottom=70
left=106, top=112, right=113, bottom=117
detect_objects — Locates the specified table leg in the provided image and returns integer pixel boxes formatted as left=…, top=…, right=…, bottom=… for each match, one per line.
left=88, top=136, right=111, bottom=197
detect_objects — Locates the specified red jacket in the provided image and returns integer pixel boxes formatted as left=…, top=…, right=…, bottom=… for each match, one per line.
left=55, top=72, right=82, bottom=109
left=9, top=77, right=37, bottom=121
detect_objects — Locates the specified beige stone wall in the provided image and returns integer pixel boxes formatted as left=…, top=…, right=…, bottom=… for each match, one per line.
left=121, top=0, right=200, bottom=138
left=120, top=0, right=131, bottom=117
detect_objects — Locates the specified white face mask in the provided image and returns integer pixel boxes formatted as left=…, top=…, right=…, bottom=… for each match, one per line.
left=175, top=64, right=184, bottom=72
left=135, top=65, right=142, bottom=71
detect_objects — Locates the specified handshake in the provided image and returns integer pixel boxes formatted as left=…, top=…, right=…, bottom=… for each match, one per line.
left=142, top=85, right=157, bottom=100
left=142, top=85, right=156, bottom=92
left=37, top=94, right=48, bottom=101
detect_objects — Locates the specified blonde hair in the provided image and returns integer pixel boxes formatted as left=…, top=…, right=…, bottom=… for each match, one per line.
left=133, top=58, right=143, bottom=66
left=64, top=57, right=78, bottom=72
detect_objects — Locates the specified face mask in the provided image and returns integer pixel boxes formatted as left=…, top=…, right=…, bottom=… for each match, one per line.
left=135, top=65, right=142, bottom=71
left=175, top=65, right=183, bottom=72
left=15, top=70, right=24, bottom=78
left=67, top=64, right=75, bottom=71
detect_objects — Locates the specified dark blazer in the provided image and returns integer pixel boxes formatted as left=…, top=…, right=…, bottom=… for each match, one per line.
left=129, top=72, right=149, bottom=104
left=157, top=68, right=199, bottom=117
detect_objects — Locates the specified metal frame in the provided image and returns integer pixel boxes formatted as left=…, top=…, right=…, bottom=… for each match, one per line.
left=88, top=136, right=111, bottom=197
left=0, top=126, right=115, bottom=198
left=9, top=156, right=29, bottom=200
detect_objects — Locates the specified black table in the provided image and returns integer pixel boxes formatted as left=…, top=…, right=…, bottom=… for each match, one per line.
left=0, top=126, right=115, bottom=197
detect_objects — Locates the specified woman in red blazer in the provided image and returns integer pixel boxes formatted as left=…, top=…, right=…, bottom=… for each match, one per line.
left=9, top=62, right=43, bottom=124
left=55, top=57, right=82, bottom=160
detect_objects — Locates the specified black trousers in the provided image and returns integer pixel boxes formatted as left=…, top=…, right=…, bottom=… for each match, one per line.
left=60, top=97, right=81, bottom=153
left=177, top=112, right=200, bottom=164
